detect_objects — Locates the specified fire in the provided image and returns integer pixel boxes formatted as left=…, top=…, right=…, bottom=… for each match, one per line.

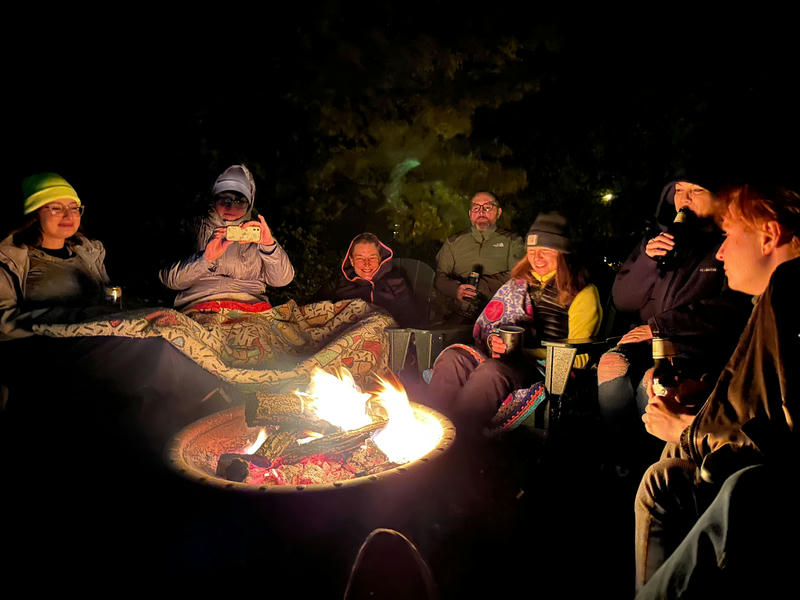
left=296, top=367, right=373, bottom=431
left=297, top=431, right=325, bottom=445
left=371, top=376, right=443, bottom=464
left=243, top=427, right=268, bottom=454
left=296, top=367, right=443, bottom=465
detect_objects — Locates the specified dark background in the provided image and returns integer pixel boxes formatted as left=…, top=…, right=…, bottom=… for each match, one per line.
left=4, top=7, right=800, bottom=596
left=5, top=6, right=800, bottom=305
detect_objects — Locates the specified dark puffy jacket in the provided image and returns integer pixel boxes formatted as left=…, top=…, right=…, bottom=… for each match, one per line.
left=324, top=236, right=423, bottom=328
left=612, top=181, right=753, bottom=377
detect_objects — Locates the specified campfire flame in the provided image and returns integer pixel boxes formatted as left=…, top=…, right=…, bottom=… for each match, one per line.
left=243, top=427, right=268, bottom=454
left=297, top=431, right=325, bottom=445
left=296, top=367, right=443, bottom=465
left=296, top=367, right=373, bottom=431
left=371, top=375, right=443, bottom=464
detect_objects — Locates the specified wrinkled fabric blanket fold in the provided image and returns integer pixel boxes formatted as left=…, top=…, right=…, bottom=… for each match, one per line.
left=33, top=299, right=394, bottom=393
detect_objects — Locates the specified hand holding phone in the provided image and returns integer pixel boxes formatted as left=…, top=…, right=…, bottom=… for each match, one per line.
left=226, top=225, right=262, bottom=243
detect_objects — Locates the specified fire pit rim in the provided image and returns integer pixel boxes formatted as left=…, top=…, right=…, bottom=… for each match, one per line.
left=165, top=402, right=456, bottom=494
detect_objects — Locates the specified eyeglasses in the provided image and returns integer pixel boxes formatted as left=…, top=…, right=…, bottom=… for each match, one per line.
left=42, top=203, right=84, bottom=217
left=469, top=203, right=498, bottom=214
left=353, top=256, right=380, bottom=266
left=215, top=196, right=248, bottom=209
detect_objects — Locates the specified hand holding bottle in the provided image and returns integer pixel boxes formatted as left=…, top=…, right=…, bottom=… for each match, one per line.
left=645, top=232, right=676, bottom=258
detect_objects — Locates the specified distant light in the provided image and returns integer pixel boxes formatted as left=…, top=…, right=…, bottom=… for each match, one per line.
left=601, top=192, right=615, bottom=204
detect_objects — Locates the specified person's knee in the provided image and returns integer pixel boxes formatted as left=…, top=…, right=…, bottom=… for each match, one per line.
left=433, top=347, right=472, bottom=370
left=598, top=350, right=630, bottom=385
left=636, top=458, right=698, bottom=508
left=470, top=358, right=519, bottom=388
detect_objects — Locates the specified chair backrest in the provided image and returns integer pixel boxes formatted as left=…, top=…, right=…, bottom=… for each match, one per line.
left=392, top=258, right=435, bottom=327
left=599, top=292, right=619, bottom=341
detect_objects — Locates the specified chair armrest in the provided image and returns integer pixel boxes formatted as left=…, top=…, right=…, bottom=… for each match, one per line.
left=410, top=325, right=473, bottom=372
left=386, top=325, right=474, bottom=374
left=386, top=328, right=414, bottom=373
left=539, top=336, right=620, bottom=395
left=541, top=337, right=610, bottom=352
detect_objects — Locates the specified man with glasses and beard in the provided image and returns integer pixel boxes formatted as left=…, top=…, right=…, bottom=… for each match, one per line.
left=434, top=192, right=524, bottom=323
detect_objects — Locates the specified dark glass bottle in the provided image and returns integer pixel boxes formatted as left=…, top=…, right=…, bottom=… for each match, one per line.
left=651, top=337, right=680, bottom=398
left=657, top=206, right=694, bottom=274
left=467, top=265, right=483, bottom=309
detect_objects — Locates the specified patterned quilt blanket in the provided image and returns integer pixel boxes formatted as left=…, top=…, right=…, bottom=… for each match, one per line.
left=32, top=299, right=395, bottom=394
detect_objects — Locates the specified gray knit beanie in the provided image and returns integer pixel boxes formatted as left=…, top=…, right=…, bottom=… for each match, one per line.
left=212, top=165, right=254, bottom=201
left=526, top=211, right=571, bottom=253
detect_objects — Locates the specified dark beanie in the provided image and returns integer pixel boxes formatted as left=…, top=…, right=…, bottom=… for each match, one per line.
left=526, top=211, right=571, bottom=253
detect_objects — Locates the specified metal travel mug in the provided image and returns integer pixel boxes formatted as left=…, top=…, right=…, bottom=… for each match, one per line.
left=494, top=325, right=524, bottom=355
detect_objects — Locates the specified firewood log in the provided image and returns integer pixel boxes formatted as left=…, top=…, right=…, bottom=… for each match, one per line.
left=245, top=392, right=339, bottom=432
left=277, top=419, right=388, bottom=464
left=252, top=429, right=309, bottom=462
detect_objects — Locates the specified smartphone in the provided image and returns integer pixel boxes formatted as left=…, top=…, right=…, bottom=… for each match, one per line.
left=226, top=226, right=261, bottom=242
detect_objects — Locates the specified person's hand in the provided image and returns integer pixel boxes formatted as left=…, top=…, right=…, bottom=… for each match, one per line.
left=619, top=324, right=654, bottom=345
left=645, top=232, right=675, bottom=258
left=487, top=332, right=507, bottom=358
left=240, top=215, right=275, bottom=246
left=645, top=367, right=711, bottom=409
left=203, top=227, right=233, bottom=262
left=642, top=396, right=695, bottom=442
left=457, top=284, right=477, bottom=301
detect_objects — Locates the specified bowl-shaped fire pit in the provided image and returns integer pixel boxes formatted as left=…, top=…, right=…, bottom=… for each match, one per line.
left=165, top=402, right=456, bottom=494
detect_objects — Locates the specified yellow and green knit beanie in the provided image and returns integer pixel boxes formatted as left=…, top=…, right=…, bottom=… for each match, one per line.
left=22, top=173, right=81, bottom=215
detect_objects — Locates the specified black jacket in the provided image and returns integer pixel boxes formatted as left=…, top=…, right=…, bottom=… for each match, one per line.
left=322, top=236, right=423, bottom=328
left=612, top=181, right=753, bottom=377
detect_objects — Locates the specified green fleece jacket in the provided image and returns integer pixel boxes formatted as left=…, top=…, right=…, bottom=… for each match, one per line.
left=434, top=225, right=525, bottom=301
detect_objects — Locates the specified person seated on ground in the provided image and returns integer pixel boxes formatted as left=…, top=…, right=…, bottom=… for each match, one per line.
left=434, top=191, right=525, bottom=324
left=159, top=163, right=294, bottom=310
left=597, top=178, right=752, bottom=476
left=424, top=211, right=602, bottom=436
left=633, top=184, right=800, bottom=592
left=318, top=232, right=423, bottom=328
left=0, top=173, right=240, bottom=453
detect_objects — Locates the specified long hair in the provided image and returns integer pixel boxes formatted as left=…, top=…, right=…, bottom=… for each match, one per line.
left=509, top=252, right=590, bottom=306
left=6, top=212, right=84, bottom=248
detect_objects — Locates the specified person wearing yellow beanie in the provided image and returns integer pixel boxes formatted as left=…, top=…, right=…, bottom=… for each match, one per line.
left=22, top=172, right=81, bottom=215
left=1, top=172, right=245, bottom=456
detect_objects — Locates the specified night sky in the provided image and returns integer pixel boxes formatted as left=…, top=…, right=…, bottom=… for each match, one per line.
left=6, top=7, right=800, bottom=300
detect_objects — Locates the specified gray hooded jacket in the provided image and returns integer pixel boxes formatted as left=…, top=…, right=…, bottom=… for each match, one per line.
left=0, top=233, right=110, bottom=340
left=159, top=165, right=294, bottom=308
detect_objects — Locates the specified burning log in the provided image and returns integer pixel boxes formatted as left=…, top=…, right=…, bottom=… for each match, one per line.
left=215, top=421, right=391, bottom=483
left=252, top=429, right=311, bottom=462
left=276, top=419, right=387, bottom=464
left=245, top=393, right=339, bottom=432
left=216, top=435, right=396, bottom=485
